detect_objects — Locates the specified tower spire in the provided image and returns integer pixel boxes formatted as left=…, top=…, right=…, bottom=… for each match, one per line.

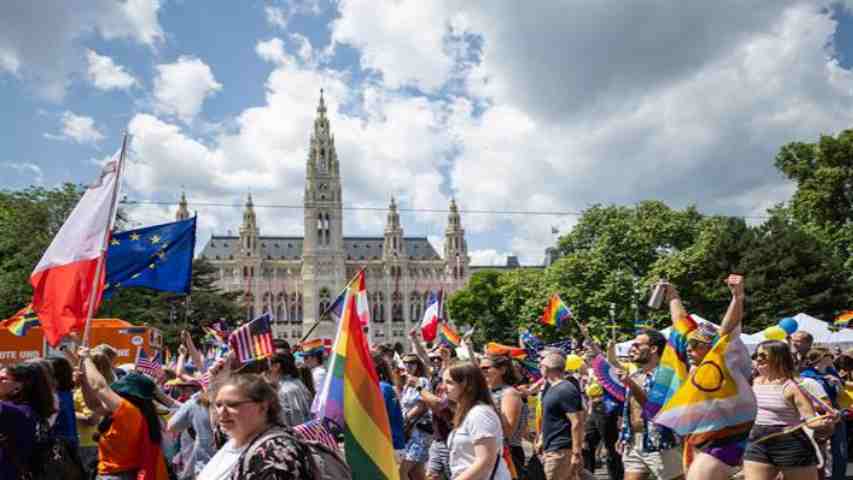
left=176, top=191, right=190, bottom=221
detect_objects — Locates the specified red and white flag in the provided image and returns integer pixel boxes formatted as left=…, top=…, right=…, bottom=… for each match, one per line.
left=354, top=270, right=370, bottom=327
left=420, top=290, right=443, bottom=342
left=29, top=142, right=125, bottom=346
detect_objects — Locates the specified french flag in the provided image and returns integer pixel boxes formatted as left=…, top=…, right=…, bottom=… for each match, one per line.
left=29, top=140, right=125, bottom=346
left=420, top=290, right=443, bottom=342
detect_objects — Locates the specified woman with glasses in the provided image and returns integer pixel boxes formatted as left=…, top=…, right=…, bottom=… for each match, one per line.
left=198, top=374, right=314, bottom=480
left=743, top=340, right=836, bottom=480
left=480, top=355, right=528, bottom=477
left=0, top=362, right=56, bottom=478
left=401, top=353, right=433, bottom=480
left=444, top=362, right=511, bottom=480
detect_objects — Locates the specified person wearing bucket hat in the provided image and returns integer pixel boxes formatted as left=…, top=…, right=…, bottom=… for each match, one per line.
left=77, top=347, right=169, bottom=480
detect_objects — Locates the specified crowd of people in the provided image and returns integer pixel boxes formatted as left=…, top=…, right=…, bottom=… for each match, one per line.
left=2, top=273, right=853, bottom=480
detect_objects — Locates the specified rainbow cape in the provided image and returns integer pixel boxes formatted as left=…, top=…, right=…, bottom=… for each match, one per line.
left=835, top=311, right=853, bottom=327
left=1, top=304, right=41, bottom=336
left=591, top=354, right=626, bottom=402
left=643, top=314, right=696, bottom=419
left=540, top=294, right=572, bottom=328
left=437, top=323, right=461, bottom=347
left=313, top=283, right=399, bottom=479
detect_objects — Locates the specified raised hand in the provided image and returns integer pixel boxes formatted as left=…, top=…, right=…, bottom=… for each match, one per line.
left=725, top=274, right=744, bottom=298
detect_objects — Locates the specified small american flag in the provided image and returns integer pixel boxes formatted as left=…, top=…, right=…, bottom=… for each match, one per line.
left=198, top=371, right=212, bottom=391
left=229, top=313, right=274, bottom=364
left=135, top=348, right=164, bottom=380
left=293, top=419, right=339, bottom=452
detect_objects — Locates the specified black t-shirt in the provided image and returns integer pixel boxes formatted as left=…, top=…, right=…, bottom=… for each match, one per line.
left=541, top=379, right=583, bottom=452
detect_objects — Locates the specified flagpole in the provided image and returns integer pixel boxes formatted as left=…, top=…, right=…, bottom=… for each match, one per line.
left=82, top=132, right=128, bottom=346
left=299, top=266, right=365, bottom=344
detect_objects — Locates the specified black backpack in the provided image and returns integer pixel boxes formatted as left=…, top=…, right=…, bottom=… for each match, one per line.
left=235, top=427, right=351, bottom=480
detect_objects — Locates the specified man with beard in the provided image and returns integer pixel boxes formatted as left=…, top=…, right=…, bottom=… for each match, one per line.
left=619, top=328, right=684, bottom=480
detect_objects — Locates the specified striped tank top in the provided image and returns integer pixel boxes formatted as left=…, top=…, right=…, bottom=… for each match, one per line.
left=492, top=385, right=529, bottom=447
left=753, top=381, right=800, bottom=427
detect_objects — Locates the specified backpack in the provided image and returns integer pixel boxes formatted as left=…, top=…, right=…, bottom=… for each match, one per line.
left=5, top=421, right=86, bottom=480
left=237, top=427, right=351, bottom=480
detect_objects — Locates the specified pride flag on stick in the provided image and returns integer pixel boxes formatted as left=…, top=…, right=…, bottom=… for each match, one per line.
left=313, top=277, right=399, bottom=479
left=541, top=294, right=572, bottom=328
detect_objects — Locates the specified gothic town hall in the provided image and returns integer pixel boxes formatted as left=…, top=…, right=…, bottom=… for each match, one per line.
left=175, top=91, right=471, bottom=349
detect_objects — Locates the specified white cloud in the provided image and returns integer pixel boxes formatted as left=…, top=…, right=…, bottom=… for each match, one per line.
left=44, top=111, right=105, bottom=145
left=469, top=249, right=511, bottom=266
left=86, top=50, right=138, bottom=91
left=265, top=6, right=289, bottom=29
left=3, top=162, right=44, bottom=183
left=0, top=0, right=163, bottom=100
left=153, top=56, right=222, bottom=123
left=265, top=1, right=323, bottom=30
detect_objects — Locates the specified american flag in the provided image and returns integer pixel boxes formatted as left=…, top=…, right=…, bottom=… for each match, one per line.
left=229, top=313, right=274, bottom=364
left=293, top=419, right=339, bottom=452
left=135, top=348, right=164, bottom=380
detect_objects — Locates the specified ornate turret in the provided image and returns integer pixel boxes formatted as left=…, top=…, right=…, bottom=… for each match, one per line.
left=444, top=198, right=468, bottom=280
left=384, top=196, right=404, bottom=258
left=176, top=192, right=190, bottom=221
left=239, top=193, right=259, bottom=257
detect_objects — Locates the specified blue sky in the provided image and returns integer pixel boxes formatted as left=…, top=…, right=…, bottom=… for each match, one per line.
left=3, top=1, right=853, bottom=265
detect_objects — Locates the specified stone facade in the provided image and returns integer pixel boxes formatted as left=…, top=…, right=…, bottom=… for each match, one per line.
left=189, top=91, right=470, bottom=349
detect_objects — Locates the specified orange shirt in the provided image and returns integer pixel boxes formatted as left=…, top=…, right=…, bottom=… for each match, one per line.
left=98, top=399, right=145, bottom=474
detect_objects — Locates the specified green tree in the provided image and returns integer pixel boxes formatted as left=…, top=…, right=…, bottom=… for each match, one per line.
left=446, top=270, right=512, bottom=346
left=0, top=184, right=83, bottom=317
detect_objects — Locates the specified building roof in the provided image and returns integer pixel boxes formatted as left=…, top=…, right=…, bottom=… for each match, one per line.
left=200, top=235, right=441, bottom=261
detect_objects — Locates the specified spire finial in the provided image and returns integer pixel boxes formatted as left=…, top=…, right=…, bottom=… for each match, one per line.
left=246, top=192, right=254, bottom=207
left=390, top=195, right=397, bottom=209
left=317, top=88, right=326, bottom=115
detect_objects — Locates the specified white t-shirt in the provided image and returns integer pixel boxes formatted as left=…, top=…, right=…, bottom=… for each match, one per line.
left=197, top=439, right=246, bottom=480
left=448, top=404, right=511, bottom=480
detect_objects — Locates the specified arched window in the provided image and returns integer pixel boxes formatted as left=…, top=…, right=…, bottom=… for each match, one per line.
left=409, top=291, right=422, bottom=322
left=392, top=291, right=403, bottom=323
left=319, top=288, right=331, bottom=321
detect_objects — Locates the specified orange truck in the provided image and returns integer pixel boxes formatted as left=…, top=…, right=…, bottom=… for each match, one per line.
left=0, top=318, right=163, bottom=366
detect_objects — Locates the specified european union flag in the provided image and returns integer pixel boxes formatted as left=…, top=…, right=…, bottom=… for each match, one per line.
left=104, top=216, right=197, bottom=298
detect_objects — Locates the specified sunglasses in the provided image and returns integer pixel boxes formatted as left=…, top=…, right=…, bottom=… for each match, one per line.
left=687, top=340, right=711, bottom=349
left=480, top=366, right=493, bottom=372
left=755, top=352, right=768, bottom=361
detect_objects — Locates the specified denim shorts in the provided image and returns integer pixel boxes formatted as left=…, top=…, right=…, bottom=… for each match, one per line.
left=743, top=425, right=818, bottom=468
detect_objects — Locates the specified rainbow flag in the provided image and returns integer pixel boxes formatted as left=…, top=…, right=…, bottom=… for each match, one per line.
left=313, top=283, right=399, bottom=479
left=485, top=342, right=528, bottom=359
left=1, top=304, right=41, bottom=336
left=540, top=294, right=572, bottom=328
left=301, top=338, right=326, bottom=356
left=835, top=311, right=853, bottom=327
left=438, top=323, right=461, bottom=347
left=644, top=314, right=697, bottom=419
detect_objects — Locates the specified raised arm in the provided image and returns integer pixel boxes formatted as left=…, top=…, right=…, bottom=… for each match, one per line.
left=408, top=327, right=432, bottom=373
left=719, top=274, right=745, bottom=337
left=665, top=282, right=688, bottom=326
left=183, top=331, right=205, bottom=375
left=78, top=347, right=123, bottom=415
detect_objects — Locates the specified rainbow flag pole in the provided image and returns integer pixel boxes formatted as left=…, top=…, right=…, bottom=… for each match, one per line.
left=312, top=282, right=400, bottom=479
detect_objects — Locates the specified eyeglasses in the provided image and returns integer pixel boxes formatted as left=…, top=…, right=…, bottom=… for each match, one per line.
left=755, top=352, right=768, bottom=361
left=214, top=399, right=258, bottom=412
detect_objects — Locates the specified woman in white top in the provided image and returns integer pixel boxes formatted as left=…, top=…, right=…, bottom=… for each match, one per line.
left=443, top=362, right=511, bottom=480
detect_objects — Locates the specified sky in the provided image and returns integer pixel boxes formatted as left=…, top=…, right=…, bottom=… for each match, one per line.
left=3, top=0, right=853, bottom=266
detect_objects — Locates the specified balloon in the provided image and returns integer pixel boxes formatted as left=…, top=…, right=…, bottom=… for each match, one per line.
left=565, top=354, right=584, bottom=371
left=586, top=383, right=603, bottom=397
left=764, top=325, right=787, bottom=340
left=778, top=317, right=799, bottom=335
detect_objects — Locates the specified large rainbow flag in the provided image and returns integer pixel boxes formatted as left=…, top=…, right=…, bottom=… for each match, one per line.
left=313, top=279, right=399, bottom=480
left=1, top=304, right=41, bottom=337
left=540, top=294, right=572, bottom=328
left=643, top=314, right=696, bottom=418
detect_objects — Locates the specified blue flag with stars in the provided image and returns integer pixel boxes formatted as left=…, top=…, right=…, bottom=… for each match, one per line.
left=104, top=217, right=196, bottom=298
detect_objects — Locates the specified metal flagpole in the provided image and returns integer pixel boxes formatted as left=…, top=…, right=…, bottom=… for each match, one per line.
left=82, top=133, right=128, bottom=346
left=299, top=266, right=365, bottom=344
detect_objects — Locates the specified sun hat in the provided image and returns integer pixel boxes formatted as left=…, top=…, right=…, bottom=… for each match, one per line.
left=111, top=372, right=156, bottom=401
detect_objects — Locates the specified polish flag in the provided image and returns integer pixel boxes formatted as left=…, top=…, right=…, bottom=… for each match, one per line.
left=30, top=143, right=125, bottom=346
left=420, top=290, right=443, bottom=342
left=354, top=270, right=370, bottom=327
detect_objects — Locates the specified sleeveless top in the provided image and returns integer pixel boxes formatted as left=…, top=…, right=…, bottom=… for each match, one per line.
left=491, top=385, right=528, bottom=447
left=753, top=381, right=800, bottom=427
